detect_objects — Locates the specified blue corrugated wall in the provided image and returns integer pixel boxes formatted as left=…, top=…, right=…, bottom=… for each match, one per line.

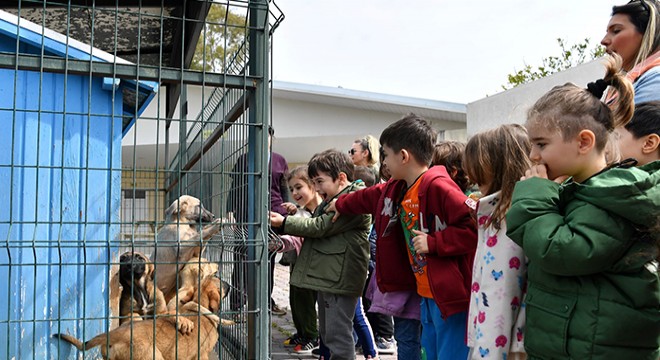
left=0, top=64, right=122, bottom=359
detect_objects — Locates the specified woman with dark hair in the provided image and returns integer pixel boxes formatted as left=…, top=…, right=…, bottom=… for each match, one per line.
left=602, top=0, right=660, bottom=103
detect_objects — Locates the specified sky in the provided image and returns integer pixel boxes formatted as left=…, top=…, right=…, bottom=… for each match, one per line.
left=270, top=0, right=616, bottom=104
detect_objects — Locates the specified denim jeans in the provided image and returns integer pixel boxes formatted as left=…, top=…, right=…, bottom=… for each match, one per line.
left=393, top=316, right=422, bottom=360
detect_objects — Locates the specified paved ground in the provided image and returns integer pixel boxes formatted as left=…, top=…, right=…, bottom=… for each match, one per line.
left=269, top=261, right=398, bottom=360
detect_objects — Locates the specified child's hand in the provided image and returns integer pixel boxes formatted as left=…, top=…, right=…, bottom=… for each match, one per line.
left=412, top=230, right=429, bottom=254
left=269, top=211, right=285, bottom=228
left=325, top=199, right=341, bottom=222
left=282, top=202, right=298, bottom=215
left=522, top=164, right=569, bottom=184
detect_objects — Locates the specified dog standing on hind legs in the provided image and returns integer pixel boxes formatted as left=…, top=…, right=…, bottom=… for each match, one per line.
left=118, top=251, right=167, bottom=325
left=152, top=195, right=223, bottom=303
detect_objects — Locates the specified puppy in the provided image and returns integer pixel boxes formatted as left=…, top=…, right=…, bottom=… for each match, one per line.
left=153, top=195, right=222, bottom=302
left=167, top=257, right=219, bottom=311
left=118, top=251, right=167, bottom=325
left=54, top=276, right=226, bottom=360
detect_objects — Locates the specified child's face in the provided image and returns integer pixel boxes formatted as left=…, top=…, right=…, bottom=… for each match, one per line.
left=288, top=176, right=316, bottom=208
left=311, top=171, right=343, bottom=201
left=528, top=126, right=581, bottom=180
left=380, top=145, right=404, bottom=180
left=614, top=127, right=649, bottom=165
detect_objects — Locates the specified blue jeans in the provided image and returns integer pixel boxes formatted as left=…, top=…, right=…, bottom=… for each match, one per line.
left=353, top=298, right=377, bottom=357
left=393, top=316, right=422, bottom=360
left=420, top=297, right=469, bottom=360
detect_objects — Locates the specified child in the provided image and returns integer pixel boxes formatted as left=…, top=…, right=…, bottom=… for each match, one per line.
left=330, top=114, right=478, bottom=360
left=431, top=141, right=471, bottom=194
left=506, top=56, right=660, bottom=359
left=615, top=100, right=660, bottom=166
left=270, top=149, right=371, bottom=360
left=272, top=166, right=321, bottom=354
left=463, top=124, right=530, bottom=360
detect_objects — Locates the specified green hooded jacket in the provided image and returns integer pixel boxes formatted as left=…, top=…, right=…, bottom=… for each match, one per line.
left=284, top=181, right=371, bottom=297
left=506, top=161, right=660, bottom=360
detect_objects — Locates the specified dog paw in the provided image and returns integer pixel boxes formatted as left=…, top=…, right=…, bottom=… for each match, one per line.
left=178, top=318, right=195, bottom=335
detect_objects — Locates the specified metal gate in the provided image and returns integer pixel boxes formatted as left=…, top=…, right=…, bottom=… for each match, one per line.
left=0, top=1, right=283, bottom=359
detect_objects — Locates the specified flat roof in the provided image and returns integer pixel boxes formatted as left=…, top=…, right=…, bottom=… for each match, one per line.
left=273, top=80, right=467, bottom=123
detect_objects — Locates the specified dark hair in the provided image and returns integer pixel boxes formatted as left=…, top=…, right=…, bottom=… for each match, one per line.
left=527, top=55, right=634, bottom=152
left=464, top=124, right=532, bottom=230
left=627, top=100, right=660, bottom=137
left=354, top=166, right=376, bottom=187
left=612, top=0, right=660, bottom=66
left=379, top=113, right=437, bottom=166
left=308, top=149, right=355, bottom=182
left=431, top=141, right=470, bottom=192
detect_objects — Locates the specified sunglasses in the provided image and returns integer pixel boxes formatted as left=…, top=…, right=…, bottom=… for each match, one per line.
left=348, top=149, right=357, bottom=155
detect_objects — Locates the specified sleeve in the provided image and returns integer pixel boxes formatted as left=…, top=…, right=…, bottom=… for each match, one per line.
left=279, top=234, right=303, bottom=253
left=280, top=159, right=292, bottom=204
left=425, top=180, right=478, bottom=257
left=283, top=212, right=370, bottom=239
left=505, top=177, right=634, bottom=276
left=335, top=182, right=385, bottom=216
left=634, top=67, right=660, bottom=104
left=470, top=225, right=527, bottom=359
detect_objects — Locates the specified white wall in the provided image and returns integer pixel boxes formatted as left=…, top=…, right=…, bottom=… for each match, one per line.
left=467, top=59, right=606, bottom=136
left=272, top=97, right=466, bottom=163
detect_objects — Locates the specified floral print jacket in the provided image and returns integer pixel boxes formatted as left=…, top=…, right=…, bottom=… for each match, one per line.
left=467, top=191, right=527, bottom=359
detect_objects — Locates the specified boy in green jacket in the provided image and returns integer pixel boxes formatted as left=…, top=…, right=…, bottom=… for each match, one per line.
left=270, top=149, right=371, bottom=360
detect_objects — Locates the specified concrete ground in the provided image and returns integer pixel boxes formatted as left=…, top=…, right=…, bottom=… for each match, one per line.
left=269, top=261, right=398, bottom=360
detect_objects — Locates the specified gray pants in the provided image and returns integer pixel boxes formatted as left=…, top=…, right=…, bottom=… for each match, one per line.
left=318, top=291, right=359, bottom=360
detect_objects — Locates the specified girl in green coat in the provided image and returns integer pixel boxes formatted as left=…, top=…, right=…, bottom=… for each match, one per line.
left=506, top=54, right=660, bottom=360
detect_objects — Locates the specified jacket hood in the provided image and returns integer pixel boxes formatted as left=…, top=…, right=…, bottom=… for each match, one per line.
left=570, top=160, right=660, bottom=226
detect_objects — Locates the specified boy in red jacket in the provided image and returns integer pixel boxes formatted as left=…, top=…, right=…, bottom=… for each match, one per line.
left=329, top=114, right=477, bottom=360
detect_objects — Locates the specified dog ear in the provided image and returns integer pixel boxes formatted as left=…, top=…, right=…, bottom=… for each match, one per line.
left=208, top=286, right=221, bottom=313
left=165, top=201, right=179, bottom=218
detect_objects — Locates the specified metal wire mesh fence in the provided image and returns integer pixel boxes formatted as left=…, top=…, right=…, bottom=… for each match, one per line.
left=0, top=0, right=283, bottom=359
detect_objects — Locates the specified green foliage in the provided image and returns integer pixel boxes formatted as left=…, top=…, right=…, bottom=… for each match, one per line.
left=191, top=4, right=247, bottom=72
left=503, top=38, right=606, bottom=90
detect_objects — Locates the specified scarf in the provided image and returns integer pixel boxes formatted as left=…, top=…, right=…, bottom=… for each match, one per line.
left=605, top=50, right=660, bottom=104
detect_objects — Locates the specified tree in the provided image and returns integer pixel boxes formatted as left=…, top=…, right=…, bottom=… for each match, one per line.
left=191, top=4, right=247, bottom=72
left=502, top=38, right=606, bottom=90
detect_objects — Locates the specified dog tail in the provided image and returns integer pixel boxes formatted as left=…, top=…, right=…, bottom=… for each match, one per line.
left=52, top=333, right=105, bottom=351
left=52, top=333, right=84, bottom=350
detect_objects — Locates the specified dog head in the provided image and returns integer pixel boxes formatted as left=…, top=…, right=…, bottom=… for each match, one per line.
left=195, top=276, right=224, bottom=313
left=118, top=251, right=153, bottom=289
left=165, top=195, right=215, bottom=224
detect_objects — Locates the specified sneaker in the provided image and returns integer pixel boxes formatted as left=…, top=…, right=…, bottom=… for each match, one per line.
left=283, top=333, right=303, bottom=346
left=293, top=338, right=318, bottom=355
left=271, top=303, right=287, bottom=316
left=311, top=348, right=321, bottom=356
left=375, top=336, right=396, bottom=355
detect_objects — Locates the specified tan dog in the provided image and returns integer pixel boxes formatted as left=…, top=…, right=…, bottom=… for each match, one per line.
left=118, top=251, right=167, bottom=325
left=153, top=195, right=222, bottom=302
left=54, top=276, right=226, bottom=360
left=167, top=257, right=219, bottom=311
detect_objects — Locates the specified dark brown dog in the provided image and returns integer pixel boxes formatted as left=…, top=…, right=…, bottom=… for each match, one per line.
left=153, top=195, right=222, bottom=302
left=54, top=276, right=226, bottom=360
left=118, top=251, right=167, bottom=325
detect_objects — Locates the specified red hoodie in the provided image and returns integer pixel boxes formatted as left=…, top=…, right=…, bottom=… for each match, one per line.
left=336, top=165, right=477, bottom=318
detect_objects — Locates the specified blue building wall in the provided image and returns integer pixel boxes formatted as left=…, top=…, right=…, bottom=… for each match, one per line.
left=0, top=37, right=122, bottom=358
